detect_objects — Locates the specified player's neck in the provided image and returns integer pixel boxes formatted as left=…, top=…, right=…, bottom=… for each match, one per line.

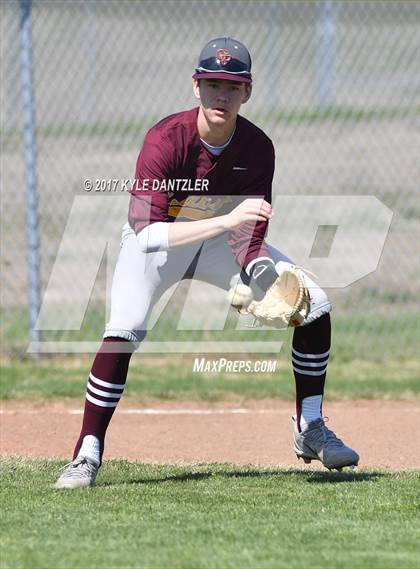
left=197, top=107, right=236, bottom=147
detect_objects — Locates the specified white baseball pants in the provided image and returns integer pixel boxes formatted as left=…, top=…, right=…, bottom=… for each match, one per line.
left=104, top=223, right=332, bottom=344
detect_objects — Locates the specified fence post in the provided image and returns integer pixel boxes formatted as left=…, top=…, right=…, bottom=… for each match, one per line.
left=19, top=0, right=42, bottom=354
left=82, top=0, right=97, bottom=126
left=316, top=0, right=337, bottom=110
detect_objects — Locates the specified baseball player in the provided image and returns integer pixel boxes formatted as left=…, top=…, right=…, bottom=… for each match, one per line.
left=55, top=37, right=359, bottom=489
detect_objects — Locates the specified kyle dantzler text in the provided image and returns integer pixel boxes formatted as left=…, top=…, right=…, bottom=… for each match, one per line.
left=133, top=179, right=209, bottom=192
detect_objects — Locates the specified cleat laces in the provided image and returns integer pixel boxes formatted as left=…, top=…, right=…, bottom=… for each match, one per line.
left=312, top=418, right=345, bottom=449
left=58, top=456, right=97, bottom=480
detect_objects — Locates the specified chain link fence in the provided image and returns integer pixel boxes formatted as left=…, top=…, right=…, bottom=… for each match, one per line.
left=1, top=0, right=419, bottom=359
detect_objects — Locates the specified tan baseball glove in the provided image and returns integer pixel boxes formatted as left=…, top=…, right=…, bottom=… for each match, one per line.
left=230, top=268, right=311, bottom=328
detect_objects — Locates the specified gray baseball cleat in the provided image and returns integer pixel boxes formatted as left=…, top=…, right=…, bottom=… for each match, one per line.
left=293, top=416, right=359, bottom=471
left=53, top=456, right=99, bottom=489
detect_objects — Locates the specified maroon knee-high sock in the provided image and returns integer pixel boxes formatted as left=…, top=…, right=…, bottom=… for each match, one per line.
left=73, top=337, right=134, bottom=462
left=292, top=313, right=331, bottom=431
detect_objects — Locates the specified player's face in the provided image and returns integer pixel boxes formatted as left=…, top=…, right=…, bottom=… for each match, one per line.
left=193, top=79, right=252, bottom=125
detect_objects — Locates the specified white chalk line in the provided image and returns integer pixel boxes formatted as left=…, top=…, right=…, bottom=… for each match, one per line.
left=0, top=408, right=280, bottom=416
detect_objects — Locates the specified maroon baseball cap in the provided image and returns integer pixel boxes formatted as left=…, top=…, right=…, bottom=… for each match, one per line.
left=193, top=37, right=252, bottom=83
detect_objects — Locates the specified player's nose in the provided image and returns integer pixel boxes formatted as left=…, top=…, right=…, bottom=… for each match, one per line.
left=216, top=90, right=229, bottom=102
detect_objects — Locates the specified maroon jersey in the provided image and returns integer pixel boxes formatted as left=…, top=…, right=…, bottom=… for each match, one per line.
left=128, top=107, right=275, bottom=269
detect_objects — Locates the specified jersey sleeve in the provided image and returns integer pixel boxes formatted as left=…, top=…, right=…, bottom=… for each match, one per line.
left=227, top=140, right=275, bottom=269
left=128, top=130, right=173, bottom=234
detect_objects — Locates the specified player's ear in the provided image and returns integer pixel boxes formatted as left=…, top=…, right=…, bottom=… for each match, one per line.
left=242, top=83, right=252, bottom=104
left=192, top=78, right=201, bottom=100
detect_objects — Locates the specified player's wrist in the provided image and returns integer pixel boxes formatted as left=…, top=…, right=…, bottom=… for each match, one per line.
left=249, top=261, right=278, bottom=299
left=220, top=213, right=234, bottom=231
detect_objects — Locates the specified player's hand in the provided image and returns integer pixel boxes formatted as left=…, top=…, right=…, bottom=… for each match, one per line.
left=223, top=198, right=273, bottom=230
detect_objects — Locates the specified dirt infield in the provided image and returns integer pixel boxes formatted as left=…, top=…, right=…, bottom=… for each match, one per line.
left=1, top=400, right=419, bottom=470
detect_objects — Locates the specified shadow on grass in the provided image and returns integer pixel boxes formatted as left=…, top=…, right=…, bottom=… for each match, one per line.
left=101, top=468, right=385, bottom=487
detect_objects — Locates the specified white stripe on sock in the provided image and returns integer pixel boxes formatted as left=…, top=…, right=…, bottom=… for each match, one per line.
left=292, top=348, right=330, bottom=359
left=86, top=391, right=119, bottom=408
left=89, top=373, right=125, bottom=390
left=292, top=356, right=329, bottom=368
left=292, top=366, right=327, bottom=376
left=87, top=382, right=123, bottom=400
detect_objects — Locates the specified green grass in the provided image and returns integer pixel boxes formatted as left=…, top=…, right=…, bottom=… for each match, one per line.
left=1, top=105, right=419, bottom=144
left=0, top=355, right=418, bottom=402
left=1, top=306, right=419, bottom=362
left=0, top=458, right=419, bottom=569
left=1, top=307, right=418, bottom=402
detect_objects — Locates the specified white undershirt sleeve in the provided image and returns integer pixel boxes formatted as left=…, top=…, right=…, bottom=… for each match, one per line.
left=136, top=222, right=170, bottom=253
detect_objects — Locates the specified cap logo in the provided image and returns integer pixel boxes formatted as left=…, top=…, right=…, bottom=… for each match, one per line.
left=216, top=48, right=232, bottom=66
